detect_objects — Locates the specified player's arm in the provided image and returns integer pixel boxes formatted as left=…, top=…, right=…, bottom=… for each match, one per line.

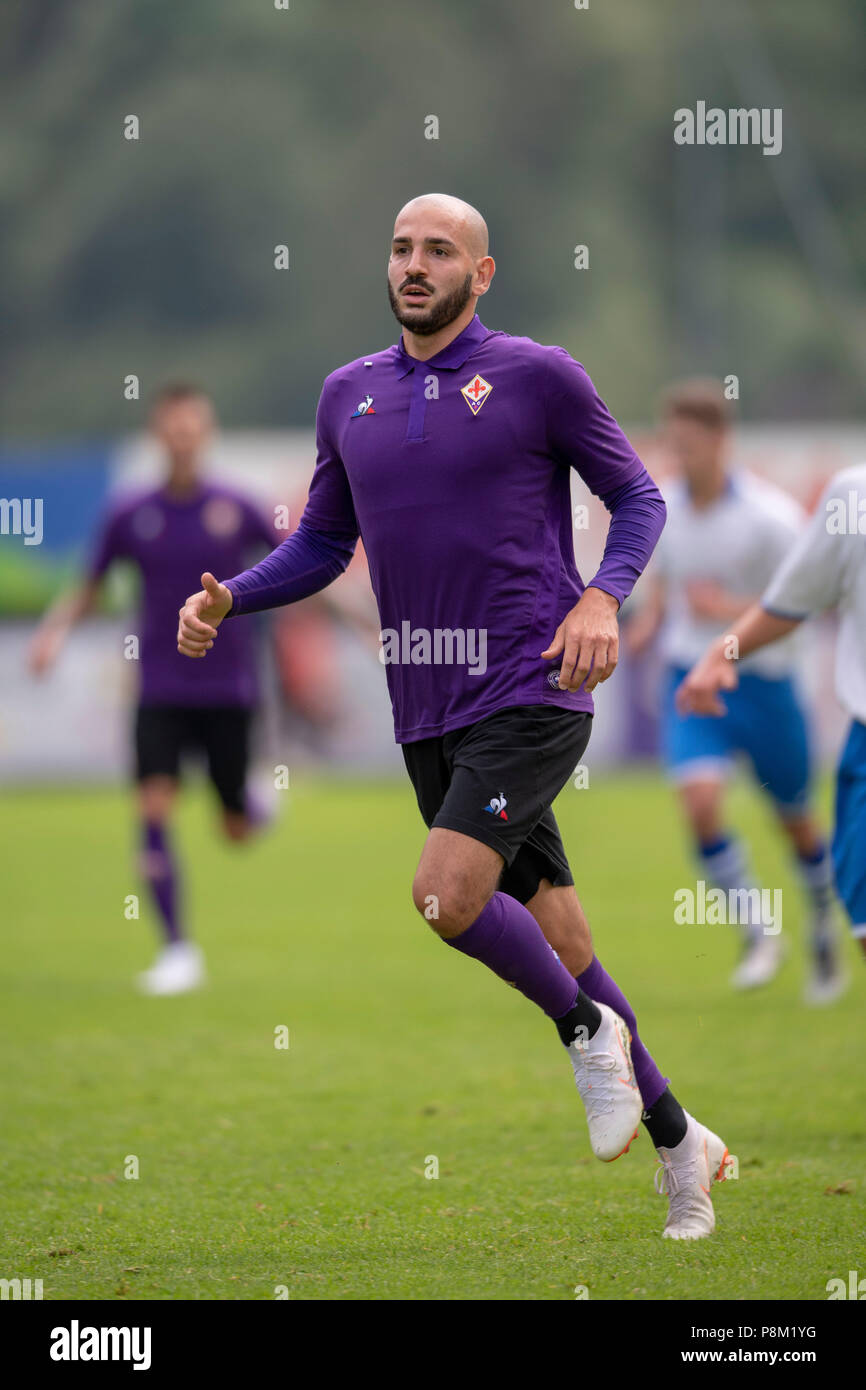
left=28, top=577, right=102, bottom=676
left=540, top=351, right=667, bottom=692
left=624, top=571, right=667, bottom=656
left=178, top=381, right=360, bottom=659
left=27, top=503, right=127, bottom=676
left=676, top=606, right=802, bottom=716
left=176, top=521, right=358, bottom=657
left=677, top=470, right=848, bottom=716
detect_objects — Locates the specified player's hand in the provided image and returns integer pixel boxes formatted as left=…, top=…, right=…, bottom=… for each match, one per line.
left=177, top=572, right=233, bottom=658
left=676, top=641, right=739, bottom=717
left=541, top=586, right=619, bottom=693
left=27, top=626, right=64, bottom=677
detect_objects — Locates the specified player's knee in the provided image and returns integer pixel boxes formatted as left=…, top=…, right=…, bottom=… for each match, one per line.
left=138, top=776, right=176, bottom=823
left=411, top=871, right=486, bottom=938
left=690, top=804, right=722, bottom=844
left=222, top=810, right=251, bottom=843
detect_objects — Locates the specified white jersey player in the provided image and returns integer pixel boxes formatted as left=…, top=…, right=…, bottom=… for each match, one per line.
left=629, top=379, right=843, bottom=1001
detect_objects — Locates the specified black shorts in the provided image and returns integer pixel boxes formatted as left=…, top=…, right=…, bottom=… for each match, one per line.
left=134, top=704, right=253, bottom=814
left=401, top=705, right=592, bottom=905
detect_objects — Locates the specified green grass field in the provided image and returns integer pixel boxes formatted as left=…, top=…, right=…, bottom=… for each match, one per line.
left=1, top=771, right=863, bottom=1301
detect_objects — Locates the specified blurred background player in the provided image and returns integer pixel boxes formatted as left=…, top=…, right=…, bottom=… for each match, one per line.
left=28, top=384, right=278, bottom=995
left=679, top=463, right=866, bottom=967
left=627, top=379, right=843, bottom=1001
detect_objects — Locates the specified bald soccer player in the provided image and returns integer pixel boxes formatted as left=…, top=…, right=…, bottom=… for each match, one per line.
left=177, top=195, right=731, bottom=1239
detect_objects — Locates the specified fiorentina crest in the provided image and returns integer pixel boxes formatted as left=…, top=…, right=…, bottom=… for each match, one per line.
left=460, top=374, right=492, bottom=414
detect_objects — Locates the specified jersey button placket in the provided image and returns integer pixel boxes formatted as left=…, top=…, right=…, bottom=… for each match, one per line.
left=404, top=364, right=430, bottom=443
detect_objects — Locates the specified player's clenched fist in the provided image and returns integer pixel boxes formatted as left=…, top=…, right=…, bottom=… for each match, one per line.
left=177, top=572, right=233, bottom=658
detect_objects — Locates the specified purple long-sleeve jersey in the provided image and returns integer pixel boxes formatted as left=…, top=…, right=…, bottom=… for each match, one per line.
left=225, top=316, right=666, bottom=741
left=90, top=482, right=274, bottom=707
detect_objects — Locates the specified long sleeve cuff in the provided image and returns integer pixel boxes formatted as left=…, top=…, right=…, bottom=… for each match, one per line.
left=588, top=469, right=666, bottom=607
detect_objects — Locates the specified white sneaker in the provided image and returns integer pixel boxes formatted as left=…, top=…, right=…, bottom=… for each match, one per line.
left=566, top=1002, right=642, bottom=1162
left=731, top=932, right=784, bottom=990
left=244, top=766, right=284, bottom=832
left=805, top=915, right=847, bottom=1006
left=655, top=1112, right=729, bottom=1240
left=804, top=957, right=847, bottom=1006
left=137, top=942, right=205, bottom=996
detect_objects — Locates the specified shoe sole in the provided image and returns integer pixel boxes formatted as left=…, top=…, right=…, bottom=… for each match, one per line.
left=599, top=1019, right=642, bottom=1162
left=602, top=1124, right=639, bottom=1163
left=707, top=1129, right=729, bottom=1185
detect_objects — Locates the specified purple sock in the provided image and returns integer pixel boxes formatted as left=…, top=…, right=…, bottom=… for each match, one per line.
left=578, top=955, right=667, bottom=1108
left=446, top=891, right=578, bottom=1018
left=140, top=821, right=182, bottom=945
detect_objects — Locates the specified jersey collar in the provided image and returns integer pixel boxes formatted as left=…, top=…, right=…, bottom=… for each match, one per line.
left=391, top=314, right=490, bottom=378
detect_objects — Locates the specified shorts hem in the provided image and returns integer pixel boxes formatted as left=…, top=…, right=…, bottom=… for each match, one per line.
left=772, top=794, right=812, bottom=820
left=430, top=812, right=516, bottom=864
left=668, top=756, right=732, bottom=785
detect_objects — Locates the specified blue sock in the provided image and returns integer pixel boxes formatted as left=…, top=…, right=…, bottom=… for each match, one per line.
left=698, top=834, right=764, bottom=943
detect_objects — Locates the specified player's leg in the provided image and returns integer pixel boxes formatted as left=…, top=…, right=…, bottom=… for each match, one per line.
left=743, top=674, right=843, bottom=1003
left=522, top=870, right=670, bottom=1111
left=411, top=824, right=641, bottom=1161
left=198, top=706, right=264, bottom=842
left=831, top=719, right=866, bottom=962
left=501, top=815, right=672, bottom=1115
left=138, top=772, right=181, bottom=941
left=134, top=706, right=204, bottom=995
left=663, top=666, right=779, bottom=988
left=405, top=709, right=642, bottom=1162
left=776, top=809, right=842, bottom=1001
left=677, top=773, right=782, bottom=987
left=511, top=843, right=728, bottom=1240
left=411, top=826, right=592, bottom=1017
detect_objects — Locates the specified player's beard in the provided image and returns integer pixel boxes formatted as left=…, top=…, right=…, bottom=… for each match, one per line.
left=387, top=272, right=474, bottom=336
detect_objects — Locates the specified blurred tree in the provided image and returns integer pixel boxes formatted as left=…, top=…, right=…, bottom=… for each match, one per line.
left=0, top=0, right=863, bottom=436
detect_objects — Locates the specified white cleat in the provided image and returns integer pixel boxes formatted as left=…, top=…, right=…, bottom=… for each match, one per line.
left=804, top=917, right=847, bottom=1006
left=566, top=1002, right=643, bottom=1162
left=244, top=767, right=284, bottom=832
left=731, top=932, right=784, bottom=990
left=655, top=1112, right=729, bottom=1241
left=804, top=957, right=847, bottom=1006
left=137, top=942, right=205, bottom=996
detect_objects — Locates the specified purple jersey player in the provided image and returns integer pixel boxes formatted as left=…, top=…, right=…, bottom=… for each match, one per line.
left=29, top=384, right=276, bottom=996
left=177, top=196, right=731, bottom=1240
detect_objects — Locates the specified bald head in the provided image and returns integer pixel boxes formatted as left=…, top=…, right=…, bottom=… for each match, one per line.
left=387, top=193, right=494, bottom=343
left=394, top=193, right=489, bottom=260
